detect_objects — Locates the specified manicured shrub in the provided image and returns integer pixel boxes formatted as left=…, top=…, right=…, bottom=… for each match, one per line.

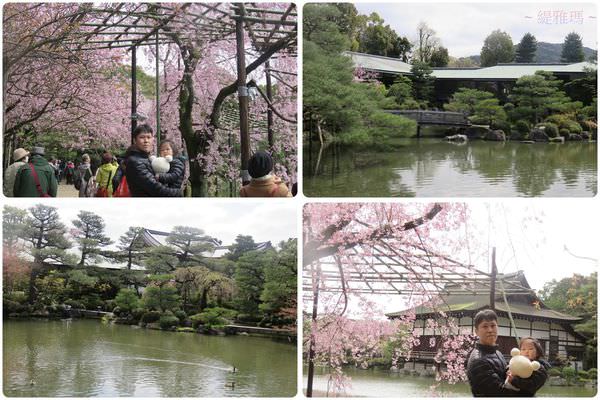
left=515, top=120, right=530, bottom=134
left=141, top=310, right=161, bottom=323
left=588, top=368, right=597, bottom=380
left=3, top=299, right=27, bottom=314
left=190, top=307, right=236, bottom=329
left=562, top=120, right=583, bottom=134
left=548, top=368, right=562, bottom=377
left=559, top=128, right=570, bottom=138
left=131, top=308, right=145, bottom=321
left=114, top=289, right=140, bottom=313
left=562, top=366, right=577, bottom=384
left=174, top=309, right=187, bottom=322
left=536, top=122, right=559, bottom=138
left=159, top=311, right=180, bottom=329
left=491, top=119, right=511, bottom=134
left=577, top=370, right=589, bottom=380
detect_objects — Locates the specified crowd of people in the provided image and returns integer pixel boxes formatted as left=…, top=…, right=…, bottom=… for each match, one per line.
left=3, top=124, right=293, bottom=198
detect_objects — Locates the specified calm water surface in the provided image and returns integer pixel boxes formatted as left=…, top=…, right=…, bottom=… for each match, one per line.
left=304, top=139, right=597, bottom=197
left=304, top=367, right=597, bottom=397
left=3, top=320, right=296, bottom=397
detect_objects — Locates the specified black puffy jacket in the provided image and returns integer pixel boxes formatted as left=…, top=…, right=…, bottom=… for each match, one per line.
left=125, top=149, right=182, bottom=197
left=467, top=343, right=517, bottom=397
left=510, top=359, right=550, bottom=397
left=157, top=156, right=185, bottom=189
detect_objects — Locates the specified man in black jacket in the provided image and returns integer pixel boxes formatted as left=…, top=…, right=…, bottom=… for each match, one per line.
left=125, top=124, right=181, bottom=197
left=467, top=309, right=518, bottom=397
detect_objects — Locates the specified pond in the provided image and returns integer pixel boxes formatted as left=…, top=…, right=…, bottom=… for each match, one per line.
left=303, top=367, right=597, bottom=397
left=3, top=320, right=297, bottom=397
left=303, top=139, right=597, bottom=197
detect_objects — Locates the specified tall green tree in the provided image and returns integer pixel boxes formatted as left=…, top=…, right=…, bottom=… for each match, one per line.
left=117, top=226, right=146, bottom=270
left=227, top=234, right=258, bottom=261
left=259, top=239, right=297, bottom=322
left=142, top=274, right=180, bottom=312
left=3, top=205, right=28, bottom=256
left=515, top=33, right=537, bottom=63
left=561, top=32, right=585, bottom=62
left=410, top=61, right=435, bottom=105
left=234, top=249, right=273, bottom=315
left=166, top=226, right=216, bottom=265
left=22, top=204, right=73, bottom=303
left=429, top=46, right=449, bottom=67
left=72, top=211, right=111, bottom=267
left=539, top=272, right=597, bottom=368
left=303, top=4, right=416, bottom=146
left=509, top=71, right=571, bottom=123
left=480, top=30, right=515, bottom=67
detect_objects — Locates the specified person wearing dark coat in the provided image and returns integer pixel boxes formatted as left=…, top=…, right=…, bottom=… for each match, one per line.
left=125, top=124, right=181, bottom=197
left=506, top=337, right=550, bottom=397
left=156, top=139, right=185, bottom=190
left=466, top=309, right=518, bottom=397
left=13, top=146, right=58, bottom=197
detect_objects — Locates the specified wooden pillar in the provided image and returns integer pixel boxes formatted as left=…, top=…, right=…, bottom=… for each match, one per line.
left=131, top=46, right=138, bottom=143
left=265, top=60, right=274, bottom=150
left=490, top=247, right=497, bottom=311
left=155, top=32, right=161, bottom=152
left=235, top=8, right=250, bottom=185
left=306, top=264, right=320, bottom=397
left=416, top=124, right=421, bottom=138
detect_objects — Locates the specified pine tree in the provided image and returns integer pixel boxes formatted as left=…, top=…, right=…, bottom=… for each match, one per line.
left=561, top=32, right=585, bottom=62
left=515, top=33, right=537, bottom=63
left=117, top=226, right=146, bottom=270
left=72, top=210, right=111, bottom=267
left=22, top=204, right=73, bottom=303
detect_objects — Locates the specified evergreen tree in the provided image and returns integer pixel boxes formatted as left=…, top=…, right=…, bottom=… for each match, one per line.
left=515, top=33, right=537, bottom=63
left=429, top=46, right=449, bottom=67
left=480, top=30, right=515, bottom=67
left=259, top=239, right=297, bottom=322
left=387, top=75, right=415, bottom=108
left=166, top=226, right=216, bottom=265
left=561, top=32, right=585, bottom=62
left=3, top=205, right=28, bottom=256
left=509, top=71, right=571, bottom=123
left=226, top=234, right=258, bottom=261
left=72, top=210, right=111, bottom=267
left=22, top=204, right=73, bottom=303
left=410, top=61, right=435, bottom=105
left=117, top=226, right=146, bottom=270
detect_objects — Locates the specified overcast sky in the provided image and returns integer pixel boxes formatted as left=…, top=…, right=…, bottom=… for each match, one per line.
left=354, top=2, right=597, bottom=58
left=3, top=199, right=297, bottom=250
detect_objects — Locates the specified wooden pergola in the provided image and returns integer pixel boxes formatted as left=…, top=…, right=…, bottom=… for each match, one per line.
left=303, top=243, right=534, bottom=396
left=4, top=3, right=297, bottom=189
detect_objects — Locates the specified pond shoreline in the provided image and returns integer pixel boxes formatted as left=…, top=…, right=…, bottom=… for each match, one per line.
left=6, top=312, right=297, bottom=342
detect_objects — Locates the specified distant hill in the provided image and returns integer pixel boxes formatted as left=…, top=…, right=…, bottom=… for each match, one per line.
left=468, top=42, right=596, bottom=65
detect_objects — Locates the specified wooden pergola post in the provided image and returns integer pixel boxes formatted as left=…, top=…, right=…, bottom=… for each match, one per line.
left=490, top=247, right=497, bottom=311
left=131, top=45, right=137, bottom=143
left=306, top=263, right=320, bottom=398
left=155, top=31, right=160, bottom=151
left=265, top=60, right=274, bottom=150
left=235, top=7, right=251, bottom=185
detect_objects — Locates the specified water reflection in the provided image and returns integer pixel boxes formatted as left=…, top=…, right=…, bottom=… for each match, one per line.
left=4, top=320, right=296, bottom=397
left=304, top=139, right=597, bottom=197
